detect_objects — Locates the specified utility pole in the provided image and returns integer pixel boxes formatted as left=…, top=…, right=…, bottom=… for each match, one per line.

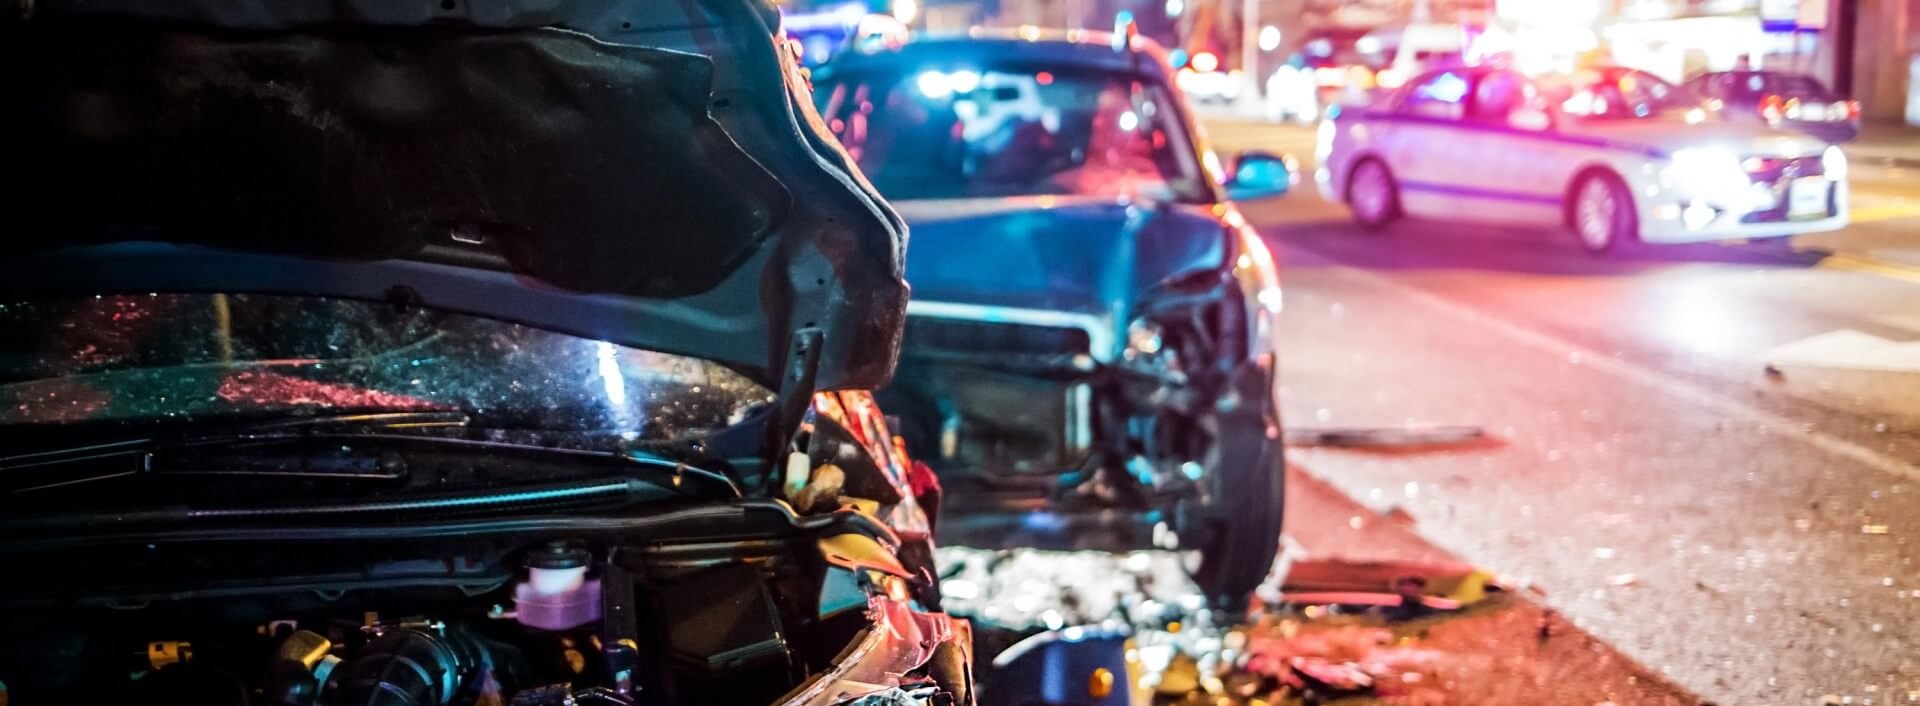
left=1241, top=0, right=1259, bottom=105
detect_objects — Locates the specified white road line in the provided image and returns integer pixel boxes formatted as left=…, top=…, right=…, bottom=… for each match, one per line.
left=1319, top=262, right=1920, bottom=483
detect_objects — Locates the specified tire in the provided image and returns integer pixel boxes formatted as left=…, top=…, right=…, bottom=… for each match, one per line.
left=1346, top=158, right=1400, bottom=230
left=1184, top=367, right=1286, bottom=611
left=1569, top=172, right=1638, bottom=255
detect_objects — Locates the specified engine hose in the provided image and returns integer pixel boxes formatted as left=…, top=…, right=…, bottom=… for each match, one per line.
left=318, top=628, right=487, bottom=706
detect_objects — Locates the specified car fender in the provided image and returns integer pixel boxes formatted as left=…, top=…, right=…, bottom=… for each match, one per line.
left=1562, top=155, right=1651, bottom=225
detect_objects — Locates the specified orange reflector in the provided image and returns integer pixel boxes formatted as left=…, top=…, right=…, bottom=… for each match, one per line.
left=1088, top=667, right=1115, bottom=699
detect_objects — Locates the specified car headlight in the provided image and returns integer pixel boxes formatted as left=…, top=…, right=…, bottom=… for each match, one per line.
left=1126, top=318, right=1163, bottom=357
left=1665, top=147, right=1749, bottom=193
left=1823, top=145, right=1848, bottom=181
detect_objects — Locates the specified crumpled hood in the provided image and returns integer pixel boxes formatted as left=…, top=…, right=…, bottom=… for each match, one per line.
left=1563, top=116, right=1831, bottom=158
left=893, top=196, right=1227, bottom=350
left=0, top=0, right=908, bottom=392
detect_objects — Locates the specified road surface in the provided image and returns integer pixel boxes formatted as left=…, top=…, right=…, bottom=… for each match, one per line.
left=1207, top=118, right=1920, bottom=705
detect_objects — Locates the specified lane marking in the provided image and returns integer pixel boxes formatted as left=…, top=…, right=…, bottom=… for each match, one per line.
left=1816, top=251, right=1920, bottom=286
left=1846, top=203, right=1920, bottom=224
left=1314, top=260, right=1920, bottom=483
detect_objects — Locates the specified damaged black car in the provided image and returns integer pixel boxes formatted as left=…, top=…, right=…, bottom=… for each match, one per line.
left=813, top=32, right=1293, bottom=606
left=0, top=1, right=970, bottom=705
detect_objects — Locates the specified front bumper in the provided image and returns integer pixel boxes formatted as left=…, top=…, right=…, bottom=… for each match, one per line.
left=1639, top=210, right=1849, bottom=243
left=1638, top=165, right=1849, bottom=244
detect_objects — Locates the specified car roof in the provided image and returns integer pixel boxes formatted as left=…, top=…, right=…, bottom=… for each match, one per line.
left=818, top=30, right=1172, bottom=81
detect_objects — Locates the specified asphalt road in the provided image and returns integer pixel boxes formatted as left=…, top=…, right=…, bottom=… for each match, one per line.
left=1206, top=118, right=1920, bottom=705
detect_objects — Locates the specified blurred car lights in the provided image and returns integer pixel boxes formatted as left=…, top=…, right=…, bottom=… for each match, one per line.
left=949, top=69, right=981, bottom=93
left=1666, top=147, right=1749, bottom=193
left=916, top=70, right=954, bottom=98
left=1347, top=65, right=1375, bottom=90
left=1760, top=94, right=1784, bottom=121
left=1125, top=319, right=1164, bottom=358
left=1682, top=200, right=1718, bottom=230
left=1823, top=145, right=1848, bottom=180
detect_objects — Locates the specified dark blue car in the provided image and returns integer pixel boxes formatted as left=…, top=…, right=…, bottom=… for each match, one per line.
left=813, top=31, right=1294, bottom=605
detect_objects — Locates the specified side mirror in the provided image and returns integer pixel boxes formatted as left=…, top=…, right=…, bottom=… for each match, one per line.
left=1226, top=150, right=1298, bottom=201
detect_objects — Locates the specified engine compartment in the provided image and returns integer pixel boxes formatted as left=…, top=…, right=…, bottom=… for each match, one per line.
left=0, top=509, right=950, bottom=706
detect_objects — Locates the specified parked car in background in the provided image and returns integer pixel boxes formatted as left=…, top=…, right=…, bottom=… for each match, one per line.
left=1374, top=22, right=1470, bottom=92
left=1685, top=70, right=1860, bottom=142
left=1265, top=29, right=1390, bottom=123
left=0, top=2, right=974, bottom=705
left=1318, top=65, right=1850, bottom=253
left=814, top=31, right=1293, bottom=606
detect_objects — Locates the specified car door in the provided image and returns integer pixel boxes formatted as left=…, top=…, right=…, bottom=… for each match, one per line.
left=1382, top=69, right=1475, bottom=219
left=1451, top=69, right=1567, bottom=226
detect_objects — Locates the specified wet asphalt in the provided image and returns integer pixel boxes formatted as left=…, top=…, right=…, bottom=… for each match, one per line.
left=1206, top=119, right=1920, bottom=705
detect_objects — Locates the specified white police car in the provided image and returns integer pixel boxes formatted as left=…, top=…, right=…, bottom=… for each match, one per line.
left=1316, top=65, right=1849, bottom=253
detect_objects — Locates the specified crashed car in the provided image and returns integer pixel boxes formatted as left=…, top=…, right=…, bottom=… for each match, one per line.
left=812, top=32, right=1293, bottom=605
left=0, top=2, right=972, bottom=705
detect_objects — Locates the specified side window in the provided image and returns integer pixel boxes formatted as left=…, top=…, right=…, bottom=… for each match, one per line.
left=1467, top=71, right=1524, bottom=123
left=1401, top=70, right=1470, bottom=120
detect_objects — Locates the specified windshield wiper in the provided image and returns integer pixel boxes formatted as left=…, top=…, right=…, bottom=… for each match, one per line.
left=0, top=411, right=471, bottom=493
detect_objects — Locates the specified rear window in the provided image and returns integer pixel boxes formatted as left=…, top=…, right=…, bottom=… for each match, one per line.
left=1724, top=73, right=1832, bottom=99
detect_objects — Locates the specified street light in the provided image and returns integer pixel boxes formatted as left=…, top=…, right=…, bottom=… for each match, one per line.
left=1165, top=0, right=1184, bottom=17
left=1259, top=25, right=1282, bottom=51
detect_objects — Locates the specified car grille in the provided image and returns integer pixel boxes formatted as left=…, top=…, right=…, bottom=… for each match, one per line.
left=1743, top=155, right=1824, bottom=184
left=904, top=317, right=1092, bottom=357
left=1741, top=155, right=1834, bottom=224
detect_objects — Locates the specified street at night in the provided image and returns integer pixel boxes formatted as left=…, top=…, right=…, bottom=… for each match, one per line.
left=1210, top=116, right=1920, bottom=704
left=11, top=1, right=1920, bottom=705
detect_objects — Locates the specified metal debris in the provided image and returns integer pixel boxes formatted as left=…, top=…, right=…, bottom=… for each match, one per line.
left=1283, top=425, right=1489, bottom=449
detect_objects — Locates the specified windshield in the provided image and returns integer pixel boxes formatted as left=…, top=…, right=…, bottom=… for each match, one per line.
left=815, top=66, right=1208, bottom=202
left=0, top=295, right=774, bottom=444
left=1540, top=68, right=1699, bottom=120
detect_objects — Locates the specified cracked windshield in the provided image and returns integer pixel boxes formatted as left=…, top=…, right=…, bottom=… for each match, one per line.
left=5, top=0, right=1920, bottom=705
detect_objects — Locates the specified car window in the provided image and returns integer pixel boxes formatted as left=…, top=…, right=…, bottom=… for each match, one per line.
left=1467, top=70, right=1523, bottom=122
left=1401, top=70, right=1470, bottom=120
left=1539, top=68, right=1696, bottom=120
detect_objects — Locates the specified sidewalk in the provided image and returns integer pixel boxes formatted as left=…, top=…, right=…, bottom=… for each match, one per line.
left=1845, top=121, right=1920, bottom=167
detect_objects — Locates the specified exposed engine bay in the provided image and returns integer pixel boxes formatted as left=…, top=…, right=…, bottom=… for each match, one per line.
left=0, top=512, right=966, bottom=706
left=0, top=388, right=968, bottom=706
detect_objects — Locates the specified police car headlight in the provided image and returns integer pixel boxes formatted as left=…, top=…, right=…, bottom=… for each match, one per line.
left=1666, top=147, right=1749, bottom=193
left=1822, top=145, right=1848, bottom=181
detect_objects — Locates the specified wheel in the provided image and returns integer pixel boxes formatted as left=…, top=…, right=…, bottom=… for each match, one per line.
left=1183, top=367, right=1286, bottom=610
left=1346, top=158, right=1400, bottom=230
left=1570, top=172, right=1638, bottom=254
